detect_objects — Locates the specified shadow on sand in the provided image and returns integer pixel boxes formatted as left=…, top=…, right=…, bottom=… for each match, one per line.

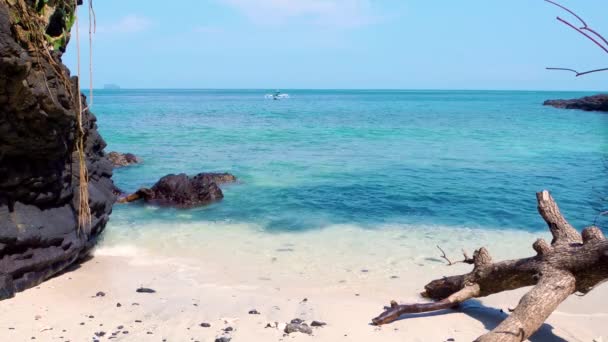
left=460, top=300, right=567, bottom=342
left=373, top=299, right=567, bottom=342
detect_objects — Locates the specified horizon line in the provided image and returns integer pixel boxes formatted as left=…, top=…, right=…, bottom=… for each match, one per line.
left=82, top=87, right=608, bottom=93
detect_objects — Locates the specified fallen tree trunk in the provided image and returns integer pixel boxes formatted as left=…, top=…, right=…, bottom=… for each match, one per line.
left=371, top=190, right=608, bottom=342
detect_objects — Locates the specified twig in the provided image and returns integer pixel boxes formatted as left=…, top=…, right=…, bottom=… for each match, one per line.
left=546, top=67, right=608, bottom=77
left=436, top=245, right=453, bottom=265
left=461, top=249, right=474, bottom=265
left=436, top=246, right=476, bottom=266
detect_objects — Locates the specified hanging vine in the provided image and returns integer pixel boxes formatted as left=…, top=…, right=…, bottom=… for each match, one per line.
left=7, top=0, right=96, bottom=236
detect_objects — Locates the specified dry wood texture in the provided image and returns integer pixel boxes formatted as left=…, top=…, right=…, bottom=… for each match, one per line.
left=371, top=190, right=608, bottom=342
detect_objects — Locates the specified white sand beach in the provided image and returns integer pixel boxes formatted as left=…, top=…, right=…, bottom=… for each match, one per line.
left=0, top=224, right=606, bottom=341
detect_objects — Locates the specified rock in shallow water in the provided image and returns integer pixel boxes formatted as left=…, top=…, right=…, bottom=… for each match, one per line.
left=119, top=172, right=237, bottom=208
left=543, top=94, right=608, bottom=112
left=107, top=152, right=142, bottom=168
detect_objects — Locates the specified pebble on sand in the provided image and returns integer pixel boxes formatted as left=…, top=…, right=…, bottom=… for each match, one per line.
left=284, top=322, right=313, bottom=335
left=311, top=321, right=327, bottom=327
left=136, top=287, right=156, bottom=293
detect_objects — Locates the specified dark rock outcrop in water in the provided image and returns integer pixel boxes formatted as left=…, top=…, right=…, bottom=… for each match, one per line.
left=118, top=173, right=236, bottom=208
left=543, top=94, right=608, bottom=112
left=0, top=1, right=115, bottom=299
left=107, top=152, right=142, bottom=168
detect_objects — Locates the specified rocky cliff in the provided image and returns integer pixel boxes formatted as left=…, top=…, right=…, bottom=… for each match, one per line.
left=0, top=0, right=115, bottom=299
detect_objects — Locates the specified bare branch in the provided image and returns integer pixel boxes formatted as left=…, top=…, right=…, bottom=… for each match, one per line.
left=544, top=0, right=586, bottom=27
left=371, top=284, right=481, bottom=326
left=461, top=249, right=474, bottom=264
left=436, top=245, right=453, bottom=265
left=545, top=0, right=608, bottom=51
left=537, top=190, right=582, bottom=245
left=555, top=17, right=608, bottom=55
left=436, top=246, right=475, bottom=266
left=545, top=1, right=608, bottom=77
left=546, top=67, right=608, bottom=77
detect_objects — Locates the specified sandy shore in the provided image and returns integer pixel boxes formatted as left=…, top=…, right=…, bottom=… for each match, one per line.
left=0, top=224, right=606, bottom=341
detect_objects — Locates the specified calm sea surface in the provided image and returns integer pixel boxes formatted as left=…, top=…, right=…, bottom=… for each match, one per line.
left=94, top=90, right=607, bottom=236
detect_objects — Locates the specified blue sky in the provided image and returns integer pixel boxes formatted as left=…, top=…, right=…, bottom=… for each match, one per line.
left=64, top=0, right=608, bottom=90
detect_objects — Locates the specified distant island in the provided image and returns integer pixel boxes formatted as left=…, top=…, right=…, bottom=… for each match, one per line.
left=104, top=83, right=121, bottom=90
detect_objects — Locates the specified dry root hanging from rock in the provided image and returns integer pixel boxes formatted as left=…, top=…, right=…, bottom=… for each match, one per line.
left=371, top=190, right=608, bottom=342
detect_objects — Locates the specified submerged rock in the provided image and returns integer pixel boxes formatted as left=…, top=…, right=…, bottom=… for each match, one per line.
left=543, top=94, right=608, bottom=112
left=119, top=172, right=236, bottom=208
left=107, top=152, right=142, bottom=168
left=0, top=0, right=115, bottom=300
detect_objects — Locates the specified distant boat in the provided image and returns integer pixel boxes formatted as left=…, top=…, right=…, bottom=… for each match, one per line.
left=265, top=90, right=289, bottom=100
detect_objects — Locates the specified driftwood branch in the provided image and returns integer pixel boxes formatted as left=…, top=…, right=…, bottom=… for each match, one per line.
left=436, top=245, right=474, bottom=266
left=371, top=190, right=608, bottom=341
left=545, top=0, right=608, bottom=77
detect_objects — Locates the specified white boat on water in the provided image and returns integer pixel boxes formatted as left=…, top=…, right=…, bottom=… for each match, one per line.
left=265, top=91, right=290, bottom=100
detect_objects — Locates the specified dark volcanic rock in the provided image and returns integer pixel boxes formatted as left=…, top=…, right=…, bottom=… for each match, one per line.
left=131, top=172, right=236, bottom=208
left=543, top=94, right=608, bottom=112
left=107, top=152, right=141, bottom=168
left=0, top=0, right=115, bottom=299
left=284, top=323, right=313, bottom=335
left=136, top=287, right=156, bottom=293
left=311, top=321, right=326, bottom=327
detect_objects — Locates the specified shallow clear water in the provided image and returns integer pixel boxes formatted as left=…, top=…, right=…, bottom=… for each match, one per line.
left=95, top=89, right=607, bottom=242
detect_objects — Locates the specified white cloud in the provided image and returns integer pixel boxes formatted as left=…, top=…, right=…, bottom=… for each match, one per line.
left=97, top=15, right=152, bottom=34
left=221, top=0, right=377, bottom=28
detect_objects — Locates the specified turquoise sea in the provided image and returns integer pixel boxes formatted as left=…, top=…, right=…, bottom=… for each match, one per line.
left=95, top=90, right=607, bottom=243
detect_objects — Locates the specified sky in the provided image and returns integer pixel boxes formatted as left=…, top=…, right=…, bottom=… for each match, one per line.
left=63, top=0, right=608, bottom=90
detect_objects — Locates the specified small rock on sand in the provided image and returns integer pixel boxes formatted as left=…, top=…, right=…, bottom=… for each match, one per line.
left=215, top=337, right=231, bottom=342
left=311, top=321, right=326, bottom=327
left=248, top=309, right=260, bottom=315
left=199, top=323, right=211, bottom=328
left=285, top=323, right=313, bottom=335
left=136, top=287, right=156, bottom=293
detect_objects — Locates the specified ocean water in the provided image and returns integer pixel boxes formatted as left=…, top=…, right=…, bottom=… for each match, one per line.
left=93, top=89, right=607, bottom=252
